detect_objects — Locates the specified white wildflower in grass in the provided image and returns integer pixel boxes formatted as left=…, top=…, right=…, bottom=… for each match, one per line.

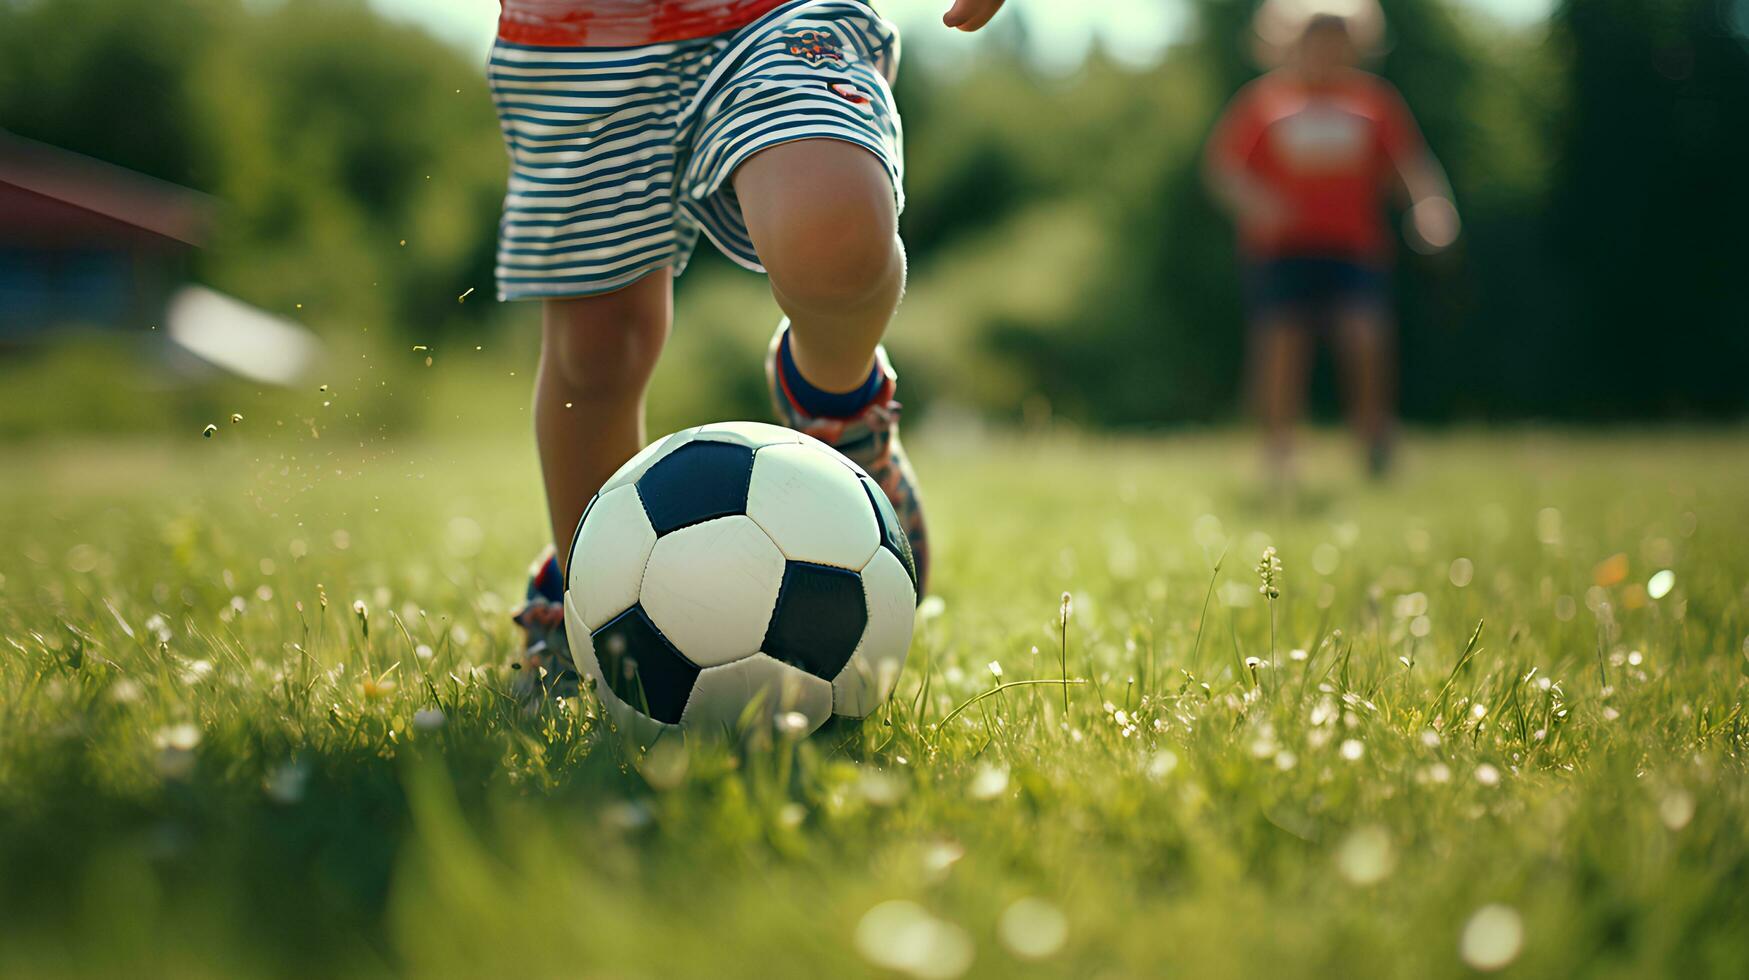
left=264, top=761, right=310, bottom=805
left=1256, top=546, right=1282, bottom=599
left=855, top=901, right=975, bottom=980
left=775, top=711, right=811, bottom=739
left=1289, top=648, right=1309, bottom=662
left=987, top=660, right=1003, bottom=679
left=637, top=739, right=689, bottom=791
left=968, top=763, right=1010, bottom=801
left=1659, top=790, right=1695, bottom=831
left=859, top=768, right=908, bottom=807
left=1336, top=825, right=1395, bottom=885
left=412, top=707, right=446, bottom=731
left=1421, top=730, right=1442, bottom=748
left=998, top=898, right=1069, bottom=960
left=1340, top=739, right=1365, bottom=761
left=917, top=594, right=946, bottom=622
left=1646, top=568, right=1675, bottom=600
left=1460, top=904, right=1525, bottom=971
left=1475, top=763, right=1502, bottom=787
left=1146, top=750, right=1179, bottom=781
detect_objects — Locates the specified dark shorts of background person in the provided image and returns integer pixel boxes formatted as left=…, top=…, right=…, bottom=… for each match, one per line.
left=1243, top=255, right=1389, bottom=326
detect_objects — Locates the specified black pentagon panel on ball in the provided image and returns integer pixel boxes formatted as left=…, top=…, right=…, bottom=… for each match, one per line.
left=591, top=605, right=700, bottom=724
left=763, top=562, right=868, bottom=680
left=635, top=440, right=756, bottom=536
left=860, top=476, right=918, bottom=590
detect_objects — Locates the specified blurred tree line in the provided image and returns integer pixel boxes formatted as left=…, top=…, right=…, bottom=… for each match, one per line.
left=3, top=0, right=1745, bottom=425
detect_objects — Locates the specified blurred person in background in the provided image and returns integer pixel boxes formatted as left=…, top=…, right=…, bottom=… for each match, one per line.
left=1204, top=0, right=1459, bottom=483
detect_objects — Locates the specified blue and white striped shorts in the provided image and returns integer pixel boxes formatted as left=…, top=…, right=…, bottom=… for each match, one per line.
left=489, top=0, right=904, bottom=301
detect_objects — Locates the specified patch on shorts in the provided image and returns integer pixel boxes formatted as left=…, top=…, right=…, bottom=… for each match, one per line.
left=782, top=28, right=847, bottom=69
left=828, top=81, right=870, bottom=105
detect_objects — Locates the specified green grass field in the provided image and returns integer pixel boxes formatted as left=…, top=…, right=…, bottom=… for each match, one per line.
left=3, top=429, right=1747, bottom=978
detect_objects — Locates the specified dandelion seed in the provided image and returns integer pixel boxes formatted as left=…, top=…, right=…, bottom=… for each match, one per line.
left=230, top=413, right=243, bottom=424
left=1340, top=739, right=1365, bottom=761
left=998, top=898, right=1069, bottom=960
left=202, top=423, right=217, bottom=438
left=458, top=287, right=475, bottom=303
left=1475, top=763, right=1502, bottom=786
left=1460, top=904, right=1524, bottom=971
left=412, top=345, right=429, bottom=352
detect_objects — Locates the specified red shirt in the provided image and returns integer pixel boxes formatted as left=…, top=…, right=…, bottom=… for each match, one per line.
left=497, top=0, right=790, bottom=47
left=1207, top=70, right=1425, bottom=260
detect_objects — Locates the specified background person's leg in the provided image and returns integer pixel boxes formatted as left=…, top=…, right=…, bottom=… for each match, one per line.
left=1250, top=314, right=1314, bottom=477
left=1333, top=306, right=1397, bottom=475
left=733, top=139, right=904, bottom=394
left=535, top=271, right=673, bottom=560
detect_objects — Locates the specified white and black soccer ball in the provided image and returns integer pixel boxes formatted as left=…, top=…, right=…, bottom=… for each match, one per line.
left=562, top=421, right=919, bottom=745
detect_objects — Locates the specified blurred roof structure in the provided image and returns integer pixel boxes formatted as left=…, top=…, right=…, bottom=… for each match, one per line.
left=0, top=130, right=214, bottom=248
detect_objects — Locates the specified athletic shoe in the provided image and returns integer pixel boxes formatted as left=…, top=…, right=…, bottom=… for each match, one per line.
left=510, top=546, right=578, bottom=698
left=765, top=323, right=930, bottom=593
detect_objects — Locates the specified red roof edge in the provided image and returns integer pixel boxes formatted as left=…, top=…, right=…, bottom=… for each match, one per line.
left=0, top=130, right=216, bottom=247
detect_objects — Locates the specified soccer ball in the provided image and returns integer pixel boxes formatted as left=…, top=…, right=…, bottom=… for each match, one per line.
left=563, top=421, right=919, bottom=745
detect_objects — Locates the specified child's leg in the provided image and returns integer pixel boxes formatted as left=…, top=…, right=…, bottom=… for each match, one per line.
left=1333, top=306, right=1396, bottom=467
left=535, top=271, right=672, bottom=560
left=733, top=139, right=904, bottom=393
left=1250, top=315, right=1313, bottom=468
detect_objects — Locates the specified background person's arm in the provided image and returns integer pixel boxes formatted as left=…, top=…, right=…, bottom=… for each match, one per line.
left=1378, top=83, right=1461, bottom=253
left=942, top=0, right=1006, bottom=32
left=1203, top=89, right=1291, bottom=236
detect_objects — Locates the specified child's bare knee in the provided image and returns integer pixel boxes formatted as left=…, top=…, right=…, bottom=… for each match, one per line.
left=765, top=224, right=901, bottom=313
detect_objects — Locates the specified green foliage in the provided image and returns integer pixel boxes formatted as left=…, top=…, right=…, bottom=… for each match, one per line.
left=2, top=431, right=1747, bottom=976
left=3, top=0, right=1746, bottom=431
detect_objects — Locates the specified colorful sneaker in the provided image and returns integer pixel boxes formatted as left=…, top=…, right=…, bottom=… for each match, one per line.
left=766, top=322, right=931, bottom=594
left=510, top=547, right=578, bottom=698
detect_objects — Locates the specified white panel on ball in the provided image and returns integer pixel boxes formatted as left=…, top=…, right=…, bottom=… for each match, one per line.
left=745, top=442, right=881, bottom=570
left=688, top=420, right=803, bottom=449
left=568, top=485, right=658, bottom=632
left=639, top=515, right=785, bottom=667
left=682, top=653, right=832, bottom=736
left=564, top=593, right=674, bottom=747
left=832, top=547, right=917, bottom=717
left=599, top=430, right=694, bottom=495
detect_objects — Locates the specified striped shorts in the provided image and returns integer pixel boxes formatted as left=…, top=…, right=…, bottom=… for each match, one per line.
left=489, top=0, right=904, bottom=301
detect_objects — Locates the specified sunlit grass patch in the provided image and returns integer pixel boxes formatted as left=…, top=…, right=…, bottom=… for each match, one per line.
left=1, top=429, right=1747, bottom=978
